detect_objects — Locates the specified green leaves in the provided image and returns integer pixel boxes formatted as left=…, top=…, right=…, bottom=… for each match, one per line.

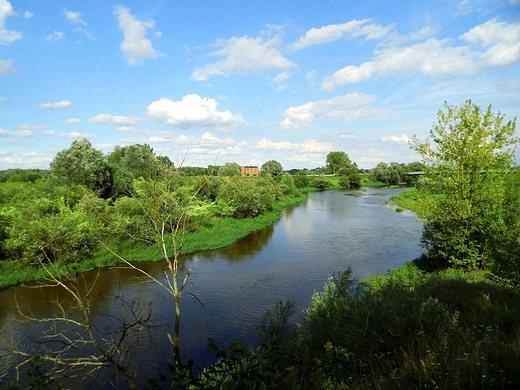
left=411, top=100, right=518, bottom=269
left=261, top=160, right=283, bottom=176
left=49, top=139, right=112, bottom=197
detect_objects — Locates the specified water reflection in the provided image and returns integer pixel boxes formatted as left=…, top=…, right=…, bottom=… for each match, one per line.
left=193, top=225, right=275, bottom=262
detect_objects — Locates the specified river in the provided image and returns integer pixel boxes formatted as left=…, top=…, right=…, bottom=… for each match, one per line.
left=0, top=187, right=423, bottom=388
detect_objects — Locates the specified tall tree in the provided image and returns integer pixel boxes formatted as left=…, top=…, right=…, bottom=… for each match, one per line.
left=107, top=144, right=160, bottom=180
left=107, top=144, right=161, bottom=198
left=218, top=162, right=241, bottom=177
left=261, top=160, right=283, bottom=176
left=49, top=139, right=112, bottom=197
left=410, top=100, right=517, bottom=269
left=326, top=151, right=352, bottom=175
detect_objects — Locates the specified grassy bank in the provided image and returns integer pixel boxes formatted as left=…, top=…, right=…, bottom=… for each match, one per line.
left=388, top=187, right=419, bottom=212
left=0, top=194, right=307, bottom=289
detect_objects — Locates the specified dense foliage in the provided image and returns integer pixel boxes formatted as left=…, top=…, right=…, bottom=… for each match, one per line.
left=48, top=139, right=113, bottom=197
left=261, top=160, right=283, bottom=176
left=369, top=161, right=424, bottom=185
left=0, top=141, right=308, bottom=282
left=411, top=100, right=518, bottom=271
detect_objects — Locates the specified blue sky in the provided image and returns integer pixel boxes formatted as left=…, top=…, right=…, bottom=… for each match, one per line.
left=1, top=0, right=519, bottom=170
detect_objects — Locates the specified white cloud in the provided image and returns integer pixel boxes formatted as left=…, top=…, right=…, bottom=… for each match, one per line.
left=23, top=11, right=33, bottom=19
left=192, top=36, right=295, bottom=80
left=44, top=130, right=55, bottom=136
left=322, top=19, right=520, bottom=90
left=46, top=31, right=64, bottom=41
left=321, top=130, right=357, bottom=139
left=38, top=100, right=74, bottom=109
left=0, top=150, right=9, bottom=155
left=461, top=19, right=520, bottom=67
left=0, top=0, right=21, bottom=45
left=73, top=27, right=96, bottom=40
left=379, top=134, right=411, bottom=143
left=62, top=118, right=80, bottom=124
left=272, top=71, right=292, bottom=90
left=254, top=138, right=332, bottom=152
left=0, top=128, right=32, bottom=137
left=0, top=95, right=5, bottom=101
left=147, top=94, right=245, bottom=131
left=114, top=5, right=161, bottom=65
left=0, top=155, right=52, bottom=168
left=511, top=0, right=520, bottom=5
left=291, top=19, right=392, bottom=50
left=280, top=93, right=391, bottom=129
left=63, top=9, right=86, bottom=26
left=273, top=72, right=291, bottom=83
left=0, top=59, right=14, bottom=75
left=59, top=131, right=92, bottom=138
left=89, top=113, right=140, bottom=126
left=18, top=123, right=45, bottom=131
left=116, top=125, right=138, bottom=132
left=145, top=131, right=242, bottom=149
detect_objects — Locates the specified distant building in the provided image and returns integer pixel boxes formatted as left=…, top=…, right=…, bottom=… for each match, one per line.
left=240, top=166, right=259, bottom=176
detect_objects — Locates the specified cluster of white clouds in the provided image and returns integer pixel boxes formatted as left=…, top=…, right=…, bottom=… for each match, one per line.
left=280, top=93, right=391, bottom=129
left=290, top=19, right=391, bottom=50
left=0, top=0, right=20, bottom=75
left=192, top=36, right=296, bottom=81
left=3, top=1, right=518, bottom=87
left=89, top=113, right=140, bottom=126
left=322, top=19, right=520, bottom=90
left=2, top=0, right=519, bottom=169
left=147, top=95, right=245, bottom=131
left=0, top=0, right=21, bottom=45
left=114, top=5, right=161, bottom=65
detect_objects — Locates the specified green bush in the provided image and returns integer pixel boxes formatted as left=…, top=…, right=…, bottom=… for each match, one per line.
left=311, top=175, right=332, bottom=190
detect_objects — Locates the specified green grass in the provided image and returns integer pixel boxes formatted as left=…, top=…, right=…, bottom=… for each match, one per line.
left=388, top=187, right=420, bottom=212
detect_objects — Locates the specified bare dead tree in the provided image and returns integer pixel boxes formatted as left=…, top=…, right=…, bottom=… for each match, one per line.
left=5, top=261, right=159, bottom=390
left=101, top=163, right=207, bottom=371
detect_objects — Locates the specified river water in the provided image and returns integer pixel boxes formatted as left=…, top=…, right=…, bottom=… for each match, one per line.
left=0, top=187, right=423, bottom=388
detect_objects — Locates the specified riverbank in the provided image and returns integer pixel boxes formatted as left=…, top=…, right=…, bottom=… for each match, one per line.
left=0, top=193, right=307, bottom=290
left=0, top=184, right=409, bottom=290
left=388, top=186, right=419, bottom=212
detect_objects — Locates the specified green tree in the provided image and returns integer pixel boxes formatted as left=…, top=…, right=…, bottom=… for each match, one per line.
left=107, top=144, right=166, bottom=198
left=411, top=100, right=518, bottom=269
left=219, top=162, right=241, bottom=177
left=338, top=176, right=350, bottom=188
left=326, top=151, right=352, bottom=175
left=337, top=166, right=361, bottom=188
left=370, top=162, right=407, bottom=185
left=293, top=171, right=309, bottom=188
left=207, top=165, right=220, bottom=176
left=156, top=155, right=174, bottom=168
left=311, top=175, right=332, bottom=191
left=261, top=160, right=283, bottom=176
left=487, top=169, right=520, bottom=288
left=49, top=139, right=112, bottom=197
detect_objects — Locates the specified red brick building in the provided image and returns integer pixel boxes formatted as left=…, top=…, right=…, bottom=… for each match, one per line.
left=240, top=166, right=259, bottom=176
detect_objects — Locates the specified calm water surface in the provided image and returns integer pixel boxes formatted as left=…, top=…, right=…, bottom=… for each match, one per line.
left=0, top=187, right=423, bottom=388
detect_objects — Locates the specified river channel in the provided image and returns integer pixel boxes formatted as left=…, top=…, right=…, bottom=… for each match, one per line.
left=0, top=187, right=423, bottom=388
